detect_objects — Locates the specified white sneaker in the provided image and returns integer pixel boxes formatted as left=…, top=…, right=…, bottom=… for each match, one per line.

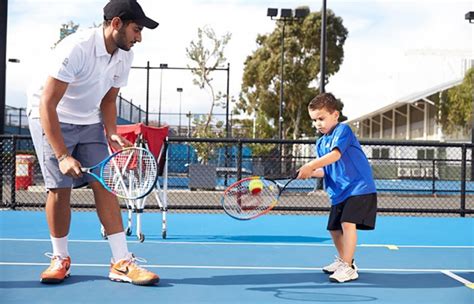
left=329, top=262, right=359, bottom=283
left=322, top=256, right=344, bottom=274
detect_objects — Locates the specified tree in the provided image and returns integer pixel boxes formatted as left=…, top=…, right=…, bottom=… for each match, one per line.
left=186, top=26, right=232, bottom=137
left=186, top=26, right=232, bottom=164
left=436, top=67, right=473, bottom=136
left=236, top=8, right=348, bottom=139
left=52, top=21, right=80, bottom=49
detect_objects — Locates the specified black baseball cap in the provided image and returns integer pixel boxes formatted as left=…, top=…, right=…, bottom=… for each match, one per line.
left=103, top=0, right=159, bottom=29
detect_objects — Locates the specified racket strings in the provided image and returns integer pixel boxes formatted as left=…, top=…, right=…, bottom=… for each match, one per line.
left=102, top=149, right=157, bottom=198
left=223, top=179, right=279, bottom=219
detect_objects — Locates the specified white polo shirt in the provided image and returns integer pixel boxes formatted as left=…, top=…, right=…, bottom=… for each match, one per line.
left=27, top=26, right=134, bottom=125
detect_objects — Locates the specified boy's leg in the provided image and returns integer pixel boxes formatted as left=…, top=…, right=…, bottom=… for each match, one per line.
left=324, top=204, right=346, bottom=274
left=340, top=222, right=357, bottom=265
left=329, top=230, right=344, bottom=258
left=329, top=222, right=359, bottom=282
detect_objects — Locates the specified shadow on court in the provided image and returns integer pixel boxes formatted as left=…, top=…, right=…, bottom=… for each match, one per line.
left=162, top=272, right=461, bottom=289
left=0, top=275, right=107, bottom=289
left=147, top=234, right=332, bottom=243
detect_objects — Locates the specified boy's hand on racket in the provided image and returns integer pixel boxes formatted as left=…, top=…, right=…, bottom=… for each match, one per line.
left=58, top=156, right=83, bottom=178
left=107, top=134, right=132, bottom=151
left=297, top=164, right=315, bottom=179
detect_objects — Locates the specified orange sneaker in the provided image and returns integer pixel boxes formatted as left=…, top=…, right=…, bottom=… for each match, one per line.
left=40, top=253, right=71, bottom=284
left=109, top=254, right=159, bottom=286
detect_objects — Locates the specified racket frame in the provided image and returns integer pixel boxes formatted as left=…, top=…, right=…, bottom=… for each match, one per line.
left=81, top=147, right=158, bottom=200
left=221, top=175, right=296, bottom=220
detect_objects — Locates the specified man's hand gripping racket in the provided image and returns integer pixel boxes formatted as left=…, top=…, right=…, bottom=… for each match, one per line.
left=221, top=171, right=299, bottom=220
left=81, top=147, right=158, bottom=200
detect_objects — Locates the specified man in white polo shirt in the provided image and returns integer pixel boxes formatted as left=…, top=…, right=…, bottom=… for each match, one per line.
left=27, top=0, right=159, bottom=286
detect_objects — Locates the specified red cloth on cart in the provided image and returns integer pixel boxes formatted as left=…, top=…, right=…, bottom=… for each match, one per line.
left=116, top=123, right=169, bottom=159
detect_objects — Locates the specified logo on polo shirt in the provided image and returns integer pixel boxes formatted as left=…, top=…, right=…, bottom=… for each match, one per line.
left=113, top=75, right=119, bottom=81
left=62, top=58, right=69, bottom=67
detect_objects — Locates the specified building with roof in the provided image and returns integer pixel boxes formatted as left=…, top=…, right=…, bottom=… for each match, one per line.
left=346, top=78, right=468, bottom=142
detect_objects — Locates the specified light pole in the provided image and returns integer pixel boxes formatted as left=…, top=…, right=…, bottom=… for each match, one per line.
left=465, top=11, right=474, bottom=182
left=158, top=63, right=168, bottom=126
left=0, top=0, right=8, bottom=135
left=186, top=111, right=192, bottom=137
left=267, top=7, right=309, bottom=139
left=320, top=0, right=327, bottom=94
left=177, top=87, right=183, bottom=136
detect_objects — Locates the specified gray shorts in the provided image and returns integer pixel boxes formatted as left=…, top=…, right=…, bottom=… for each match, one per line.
left=28, top=118, right=109, bottom=189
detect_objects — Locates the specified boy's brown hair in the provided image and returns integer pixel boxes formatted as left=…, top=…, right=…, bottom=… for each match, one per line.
left=308, top=92, right=342, bottom=113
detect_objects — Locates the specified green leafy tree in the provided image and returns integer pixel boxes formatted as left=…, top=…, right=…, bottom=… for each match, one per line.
left=436, top=68, right=473, bottom=136
left=186, top=26, right=232, bottom=163
left=52, top=21, right=79, bottom=49
left=186, top=26, right=232, bottom=137
left=236, top=8, right=348, bottom=140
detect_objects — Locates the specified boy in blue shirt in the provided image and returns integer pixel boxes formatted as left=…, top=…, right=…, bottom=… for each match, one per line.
left=297, top=93, right=377, bottom=283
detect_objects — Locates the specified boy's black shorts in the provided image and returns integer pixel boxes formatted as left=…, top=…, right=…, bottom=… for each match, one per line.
left=327, top=193, right=377, bottom=231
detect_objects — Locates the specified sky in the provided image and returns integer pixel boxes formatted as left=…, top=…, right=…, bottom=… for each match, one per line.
left=5, top=0, right=474, bottom=125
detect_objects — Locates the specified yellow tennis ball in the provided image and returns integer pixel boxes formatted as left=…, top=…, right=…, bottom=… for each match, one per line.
left=248, top=179, right=263, bottom=195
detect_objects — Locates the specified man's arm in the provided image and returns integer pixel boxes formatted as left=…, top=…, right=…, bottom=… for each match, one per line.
left=39, top=76, right=82, bottom=177
left=298, top=149, right=341, bottom=179
left=100, top=87, right=130, bottom=151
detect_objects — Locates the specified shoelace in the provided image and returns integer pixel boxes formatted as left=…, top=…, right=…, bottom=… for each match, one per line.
left=124, top=254, right=149, bottom=272
left=44, top=252, right=67, bottom=271
left=332, top=256, right=343, bottom=264
left=334, top=262, right=354, bottom=275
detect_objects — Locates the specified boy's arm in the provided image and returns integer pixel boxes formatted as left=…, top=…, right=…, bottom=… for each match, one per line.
left=298, top=149, right=341, bottom=179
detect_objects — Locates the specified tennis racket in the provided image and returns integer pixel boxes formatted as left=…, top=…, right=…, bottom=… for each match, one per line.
left=81, top=147, right=158, bottom=200
left=221, top=172, right=299, bottom=220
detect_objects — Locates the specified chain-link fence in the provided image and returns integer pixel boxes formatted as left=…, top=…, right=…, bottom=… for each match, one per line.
left=1, top=135, right=473, bottom=217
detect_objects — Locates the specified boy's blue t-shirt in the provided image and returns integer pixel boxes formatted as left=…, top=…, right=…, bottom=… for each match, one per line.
left=316, top=123, right=376, bottom=205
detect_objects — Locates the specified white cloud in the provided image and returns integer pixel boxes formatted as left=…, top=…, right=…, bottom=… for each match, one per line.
left=5, top=0, right=473, bottom=124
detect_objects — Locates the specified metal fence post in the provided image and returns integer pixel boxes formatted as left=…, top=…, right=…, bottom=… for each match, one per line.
left=0, top=138, right=3, bottom=206
left=460, top=145, right=467, bottom=217
left=237, top=140, right=243, bottom=181
left=9, top=135, right=17, bottom=209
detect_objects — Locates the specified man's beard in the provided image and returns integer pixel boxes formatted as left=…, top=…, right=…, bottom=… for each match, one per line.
left=115, top=27, right=132, bottom=51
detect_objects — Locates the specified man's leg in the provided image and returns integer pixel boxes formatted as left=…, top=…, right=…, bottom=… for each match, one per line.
left=46, top=188, right=72, bottom=237
left=90, top=181, right=123, bottom=235
left=40, top=188, right=72, bottom=284
left=91, top=181, right=159, bottom=285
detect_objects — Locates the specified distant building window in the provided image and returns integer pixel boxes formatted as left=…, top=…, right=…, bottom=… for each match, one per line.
left=372, top=148, right=390, bottom=159
left=417, top=149, right=435, bottom=160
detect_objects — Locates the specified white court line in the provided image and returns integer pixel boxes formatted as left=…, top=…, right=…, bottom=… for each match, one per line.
left=0, top=261, right=473, bottom=273
left=0, top=238, right=473, bottom=249
left=441, top=270, right=474, bottom=289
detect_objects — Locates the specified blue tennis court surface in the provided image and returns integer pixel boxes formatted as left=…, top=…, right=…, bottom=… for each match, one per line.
left=0, top=211, right=472, bottom=303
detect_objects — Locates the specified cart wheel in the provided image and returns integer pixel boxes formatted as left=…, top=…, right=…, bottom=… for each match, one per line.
left=126, top=227, right=132, bottom=236
left=139, top=233, right=145, bottom=243
left=162, top=230, right=167, bottom=239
